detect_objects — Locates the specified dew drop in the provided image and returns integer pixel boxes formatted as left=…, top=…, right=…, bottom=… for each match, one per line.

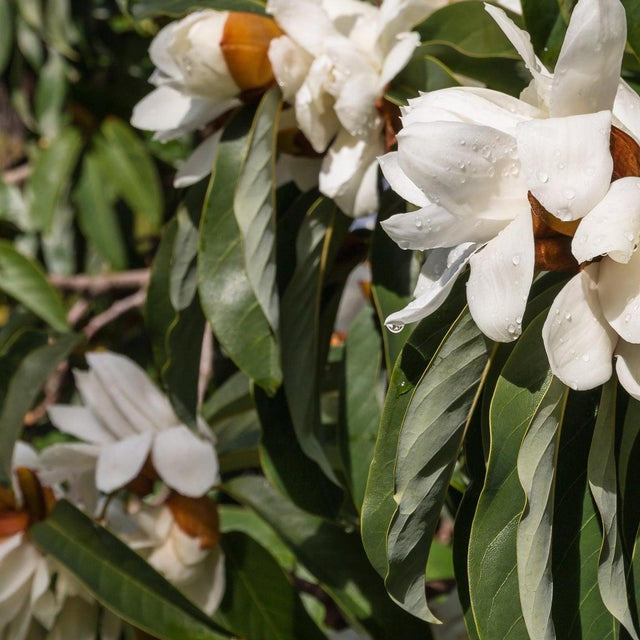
left=387, top=322, right=405, bottom=334
left=512, top=254, right=521, bottom=266
left=565, top=312, right=572, bottom=321
left=487, top=166, right=496, bottom=177
left=625, top=313, right=632, bottom=323
left=537, top=171, right=549, bottom=183
left=398, top=240, right=410, bottom=250
left=507, top=324, right=516, bottom=335
left=626, top=232, right=635, bottom=242
left=582, top=353, right=590, bottom=362
left=415, top=216, right=423, bottom=229
left=563, top=188, right=576, bottom=200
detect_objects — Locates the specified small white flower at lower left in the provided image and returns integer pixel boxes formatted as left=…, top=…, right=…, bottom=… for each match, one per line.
left=41, top=352, right=219, bottom=499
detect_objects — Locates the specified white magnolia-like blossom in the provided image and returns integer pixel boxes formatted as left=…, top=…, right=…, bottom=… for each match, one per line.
left=0, top=444, right=120, bottom=640
left=123, top=497, right=225, bottom=615
left=41, top=352, right=219, bottom=499
left=267, top=0, right=440, bottom=217
left=131, top=9, right=281, bottom=188
left=379, top=0, right=627, bottom=343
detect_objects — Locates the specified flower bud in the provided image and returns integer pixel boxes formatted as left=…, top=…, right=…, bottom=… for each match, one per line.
left=221, top=12, right=283, bottom=91
left=167, top=493, right=220, bottom=550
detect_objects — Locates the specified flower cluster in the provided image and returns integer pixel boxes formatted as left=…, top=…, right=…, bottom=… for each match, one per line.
left=380, top=0, right=640, bottom=397
left=1, top=352, right=224, bottom=637
left=131, top=0, right=450, bottom=217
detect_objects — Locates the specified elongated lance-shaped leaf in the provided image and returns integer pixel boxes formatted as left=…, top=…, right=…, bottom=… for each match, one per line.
left=30, top=501, right=231, bottom=640
left=234, top=88, right=281, bottom=333
left=198, top=104, right=281, bottom=394
left=361, top=279, right=468, bottom=579
left=223, top=475, right=433, bottom=639
left=588, top=380, right=639, bottom=639
left=131, top=0, right=266, bottom=18
left=516, top=377, right=568, bottom=640
left=618, top=398, right=640, bottom=552
left=280, top=197, right=350, bottom=486
left=468, top=311, right=554, bottom=640
left=0, top=333, right=80, bottom=485
left=385, top=308, right=491, bottom=621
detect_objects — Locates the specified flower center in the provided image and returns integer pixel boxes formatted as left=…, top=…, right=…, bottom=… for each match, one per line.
left=530, top=125, right=640, bottom=272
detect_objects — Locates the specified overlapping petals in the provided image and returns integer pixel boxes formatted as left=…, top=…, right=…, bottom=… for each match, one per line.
left=42, top=352, right=219, bottom=499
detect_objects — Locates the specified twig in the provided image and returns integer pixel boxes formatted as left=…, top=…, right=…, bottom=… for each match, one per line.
left=198, top=324, right=214, bottom=408
left=2, top=163, right=31, bottom=185
left=49, top=270, right=150, bottom=296
left=83, top=289, right=147, bottom=340
left=67, top=298, right=91, bottom=327
left=24, top=360, right=70, bottom=426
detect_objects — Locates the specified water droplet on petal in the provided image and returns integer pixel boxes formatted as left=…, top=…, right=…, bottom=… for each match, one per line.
left=387, top=322, right=405, bottom=334
left=537, top=172, right=549, bottom=183
left=563, top=188, right=575, bottom=200
left=582, top=353, right=590, bottom=362
left=512, top=255, right=521, bottom=266
left=565, top=312, right=572, bottom=321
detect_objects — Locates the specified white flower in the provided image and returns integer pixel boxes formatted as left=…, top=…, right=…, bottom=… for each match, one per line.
left=268, top=0, right=437, bottom=217
left=124, top=497, right=225, bottom=615
left=41, top=352, right=219, bottom=499
left=131, top=9, right=282, bottom=188
left=379, top=0, right=627, bottom=343
left=0, top=444, right=119, bottom=640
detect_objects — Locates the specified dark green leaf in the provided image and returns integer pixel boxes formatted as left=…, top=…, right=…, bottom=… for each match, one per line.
left=131, top=0, right=266, bottom=18
left=30, top=501, right=231, bottom=640
left=74, top=152, right=127, bottom=271
left=223, top=475, right=433, bottom=639
left=384, top=308, right=491, bottom=621
left=97, top=118, right=163, bottom=232
left=34, top=50, right=68, bottom=139
left=27, top=127, right=82, bottom=231
left=416, top=1, right=519, bottom=59
left=217, top=532, right=326, bottom=640
left=361, top=279, right=468, bottom=579
left=0, top=240, right=69, bottom=332
left=234, top=87, right=281, bottom=331
left=0, top=2, right=13, bottom=74
left=198, top=105, right=281, bottom=394
left=0, top=333, right=80, bottom=484
left=341, top=306, right=383, bottom=511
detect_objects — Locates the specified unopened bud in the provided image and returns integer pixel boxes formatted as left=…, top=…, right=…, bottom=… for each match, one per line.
left=221, top=12, right=283, bottom=91
left=166, top=493, right=220, bottom=550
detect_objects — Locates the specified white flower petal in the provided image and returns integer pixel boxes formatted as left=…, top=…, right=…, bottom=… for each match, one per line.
left=86, top=352, right=179, bottom=433
left=614, top=80, right=640, bottom=143
left=266, top=0, right=340, bottom=56
left=100, top=608, right=123, bottom=640
left=151, top=426, right=218, bottom=498
left=379, top=31, right=420, bottom=88
left=551, top=0, right=626, bottom=117
left=378, top=152, right=428, bottom=207
left=516, top=111, right=613, bottom=221
left=543, top=264, right=617, bottom=390
left=572, top=177, right=640, bottom=264
left=385, top=243, right=477, bottom=330
left=47, top=405, right=113, bottom=445
left=276, top=153, right=321, bottom=191
left=268, top=36, right=313, bottom=102
left=148, top=20, right=183, bottom=81
left=180, top=547, right=226, bottom=615
left=174, top=132, right=221, bottom=189
left=294, top=57, right=340, bottom=153
left=0, top=537, right=40, bottom=601
left=397, top=121, right=528, bottom=220
left=48, top=597, right=98, bottom=640
left=382, top=205, right=507, bottom=251
left=484, top=4, right=550, bottom=100
left=95, top=432, right=153, bottom=494
left=74, top=370, right=136, bottom=439
left=38, top=443, right=100, bottom=485
left=131, top=86, right=218, bottom=138
left=403, top=86, right=542, bottom=135
left=333, top=72, right=380, bottom=138
left=599, top=251, right=640, bottom=343
left=319, top=130, right=383, bottom=217
left=467, top=212, right=534, bottom=342
left=615, top=340, right=640, bottom=400
left=11, top=442, right=39, bottom=471
left=375, top=0, right=433, bottom=54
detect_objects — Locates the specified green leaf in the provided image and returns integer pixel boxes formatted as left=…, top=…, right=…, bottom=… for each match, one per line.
left=234, top=87, right=281, bottom=332
left=198, top=105, right=281, bottom=394
left=203, top=371, right=253, bottom=423
left=280, top=197, right=351, bottom=486
left=0, top=333, right=80, bottom=484
left=254, top=385, right=343, bottom=520
left=0, top=240, right=69, bottom=332
left=388, top=52, right=459, bottom=103
left=0, top=2, right=14, bottom=74
left=384, top=308, right=491, bottom=621
left=223, top=475, right=434, bottom=639
left=341, top=306, right=383, bottom=511
left=74, top=151, right=127, bottom=270
left=27, top=127, right=82, bottom=231
left=30, top=501, right=231, bottom=640
left=588, top=381, right=639, bottom=639
left=521, top=0, right=561, bottom=54
left=468, top=311, right=553, bottom=640
left=552, top=388, right=617, bottom=640
left=361, top=278, right=468, bottom=580
left=131, top=0, right=266, bottom=18
left=97, top=118, right=163, bottom=232
left=416, top=1, right=520, bottom=59
left=216, top=532, right=326, bottom=640
left=516, top=377, right=568, bottom=640
left=369, top=192, right=413, bottom=372
left=622, top=0, right=640, bottom=61
left=34, top=50, right=68, bottom=139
